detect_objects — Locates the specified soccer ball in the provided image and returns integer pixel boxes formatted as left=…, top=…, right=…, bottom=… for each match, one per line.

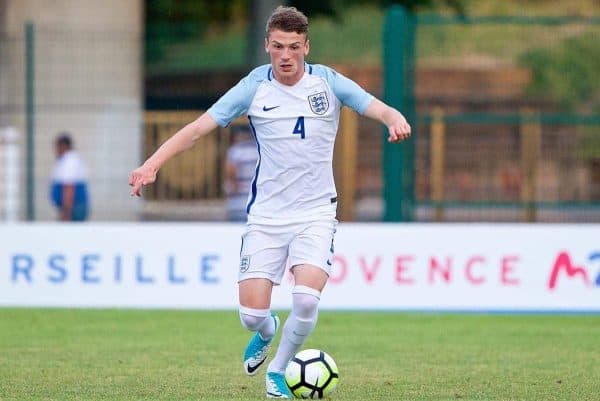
left=285, top=349, right=339, bottom=399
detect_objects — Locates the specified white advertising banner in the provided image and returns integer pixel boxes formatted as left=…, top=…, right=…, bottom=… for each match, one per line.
left=0, top=223, right=598, bottom=311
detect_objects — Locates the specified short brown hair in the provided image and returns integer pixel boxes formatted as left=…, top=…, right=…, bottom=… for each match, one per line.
left=265, top=6, right=308, bottom=36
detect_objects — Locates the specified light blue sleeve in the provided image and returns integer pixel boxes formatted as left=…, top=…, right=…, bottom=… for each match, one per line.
left=311, top=64, right=374, bottom=115
left=207, top=65, right=269, bottom=126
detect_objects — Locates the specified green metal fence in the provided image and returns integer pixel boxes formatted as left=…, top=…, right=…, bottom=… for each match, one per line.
left=383, top=6, right=600, bottom=222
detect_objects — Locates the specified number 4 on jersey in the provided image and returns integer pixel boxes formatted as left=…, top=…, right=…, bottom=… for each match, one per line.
left=293, top=117, right=305, bottom=139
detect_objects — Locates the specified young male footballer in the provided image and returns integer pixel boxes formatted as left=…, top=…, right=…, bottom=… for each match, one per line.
left=129, top=6, right=411, bottom=398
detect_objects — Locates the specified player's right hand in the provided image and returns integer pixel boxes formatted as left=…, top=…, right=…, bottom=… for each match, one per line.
left=128, top=164, right=157, bottom=197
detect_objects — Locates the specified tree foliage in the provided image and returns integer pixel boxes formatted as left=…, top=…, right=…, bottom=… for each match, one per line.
left=145, top=0, right=468, bottom=63
left=146, top=0, right=239, bottom=24
left=289, top=0, right=467, bottom=17
left=520, top=33, right=600, bottom=112
left=146, top=0, right=467, bottom=26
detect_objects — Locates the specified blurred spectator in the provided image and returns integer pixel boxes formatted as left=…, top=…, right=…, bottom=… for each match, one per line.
left=224, top=125, right=258, bottom=222
left=50, top=133, right=90, bottom=221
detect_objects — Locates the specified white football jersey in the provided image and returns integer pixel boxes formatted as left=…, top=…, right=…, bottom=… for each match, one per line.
left=207, top=63, right=373, bottom=223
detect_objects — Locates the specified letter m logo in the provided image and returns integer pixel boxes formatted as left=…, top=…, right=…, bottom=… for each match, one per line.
left=547, top=251, right=589, bottom=290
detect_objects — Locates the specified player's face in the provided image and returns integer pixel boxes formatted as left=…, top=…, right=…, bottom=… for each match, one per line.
left=265, top=29, right=309, bottom=86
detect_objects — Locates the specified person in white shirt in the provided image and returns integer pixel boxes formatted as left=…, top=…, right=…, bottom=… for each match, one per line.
left=224, top=124, right=259, bottom=222
left=129, top=6, right=410, bottom=398
left=50, top=133, right=89, bottom=221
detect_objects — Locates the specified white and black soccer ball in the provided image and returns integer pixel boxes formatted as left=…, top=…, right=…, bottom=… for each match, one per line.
left=285, top=349, right=339, bottom=399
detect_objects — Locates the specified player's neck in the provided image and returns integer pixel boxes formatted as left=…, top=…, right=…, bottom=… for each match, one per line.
left=273, top=70, right=305, bottom=87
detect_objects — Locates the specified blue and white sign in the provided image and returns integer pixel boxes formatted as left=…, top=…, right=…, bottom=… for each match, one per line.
left=0, top=224, right=243, bottom=308
left=1, top=223, right=599, bottom=311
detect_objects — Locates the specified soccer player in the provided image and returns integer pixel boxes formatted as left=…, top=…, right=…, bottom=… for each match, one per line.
left=129, top=6, right=411, bottom=398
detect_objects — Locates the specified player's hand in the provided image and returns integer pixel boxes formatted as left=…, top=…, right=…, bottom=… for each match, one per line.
left=128, top=164, right=157, bottom=197
left=387, top=118, right=411, bottom=143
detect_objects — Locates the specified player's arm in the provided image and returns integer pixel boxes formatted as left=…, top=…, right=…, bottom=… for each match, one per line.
left=129, top=112, right=218, bottom=197
left=129, top=67, right=261, bottom=197
left=363, top=98, right=411, bottom=143
left=313, top=65, right=411, bottom=143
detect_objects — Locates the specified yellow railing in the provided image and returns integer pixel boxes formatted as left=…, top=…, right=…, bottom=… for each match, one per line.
left=428, top=109, right=545, bottom=222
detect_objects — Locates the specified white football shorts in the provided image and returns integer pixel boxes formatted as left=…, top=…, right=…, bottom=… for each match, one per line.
left=238, top=217, right=338, bottom=285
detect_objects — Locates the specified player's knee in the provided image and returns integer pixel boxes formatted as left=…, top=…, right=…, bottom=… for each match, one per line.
left=292, top=285, right=320, bottom=319
left=239, top=306, right=270, bottom=331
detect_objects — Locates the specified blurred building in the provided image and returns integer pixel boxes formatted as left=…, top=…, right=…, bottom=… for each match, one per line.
left=0, top=0, right=143, bottom=220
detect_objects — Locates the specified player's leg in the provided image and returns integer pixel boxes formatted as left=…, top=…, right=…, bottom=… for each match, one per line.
left=267, top=265, right=326, bottom=374
left=239, top=278, right=280, bottom=375
left=239, top=225, right=290, bottom=376
left=265, top=219, right=336, bottom=398
left=265, top=266, right=326, bottom=399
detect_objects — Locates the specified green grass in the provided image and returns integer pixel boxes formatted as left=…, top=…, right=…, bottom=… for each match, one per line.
left=1, top=309, right=599, bottom=400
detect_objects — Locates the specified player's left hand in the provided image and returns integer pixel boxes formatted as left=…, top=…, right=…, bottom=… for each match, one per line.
left=128, top=164, right=157, bottom=197
left=387, top=118, right=412, bottom=143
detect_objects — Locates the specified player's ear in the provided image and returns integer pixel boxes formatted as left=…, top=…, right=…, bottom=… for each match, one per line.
left=264, top=37, right=269, bottom=53
left=304, top=39, right=310, bottom=56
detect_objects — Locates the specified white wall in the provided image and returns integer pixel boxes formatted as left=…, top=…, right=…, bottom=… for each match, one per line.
left=0, top=0, right=143, bottom=221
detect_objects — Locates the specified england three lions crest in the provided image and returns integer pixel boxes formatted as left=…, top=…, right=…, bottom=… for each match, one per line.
left=308, top=92, right=329, bottom=115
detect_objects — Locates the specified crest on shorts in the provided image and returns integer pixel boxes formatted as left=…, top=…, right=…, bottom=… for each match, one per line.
left=240, top=255, right=251, bottom=273
left=308, top=92, right=329, bottom=115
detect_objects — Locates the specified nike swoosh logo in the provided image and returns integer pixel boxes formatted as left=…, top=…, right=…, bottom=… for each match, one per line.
left=247, top=357, right=266, bottom=374
left=262, top=105, right=280, bottom=111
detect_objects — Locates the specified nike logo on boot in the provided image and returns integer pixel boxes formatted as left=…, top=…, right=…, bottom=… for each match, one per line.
left=246, top=358, right=267, bottom=374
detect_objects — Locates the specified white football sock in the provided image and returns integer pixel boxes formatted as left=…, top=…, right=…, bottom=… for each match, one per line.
left=239, top=306, right=276, bottom=340
left=267, top=285, right=320, bottom=373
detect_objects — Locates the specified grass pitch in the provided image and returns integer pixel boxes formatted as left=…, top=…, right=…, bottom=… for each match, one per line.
left=1, top=309, right=599, bottom=400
